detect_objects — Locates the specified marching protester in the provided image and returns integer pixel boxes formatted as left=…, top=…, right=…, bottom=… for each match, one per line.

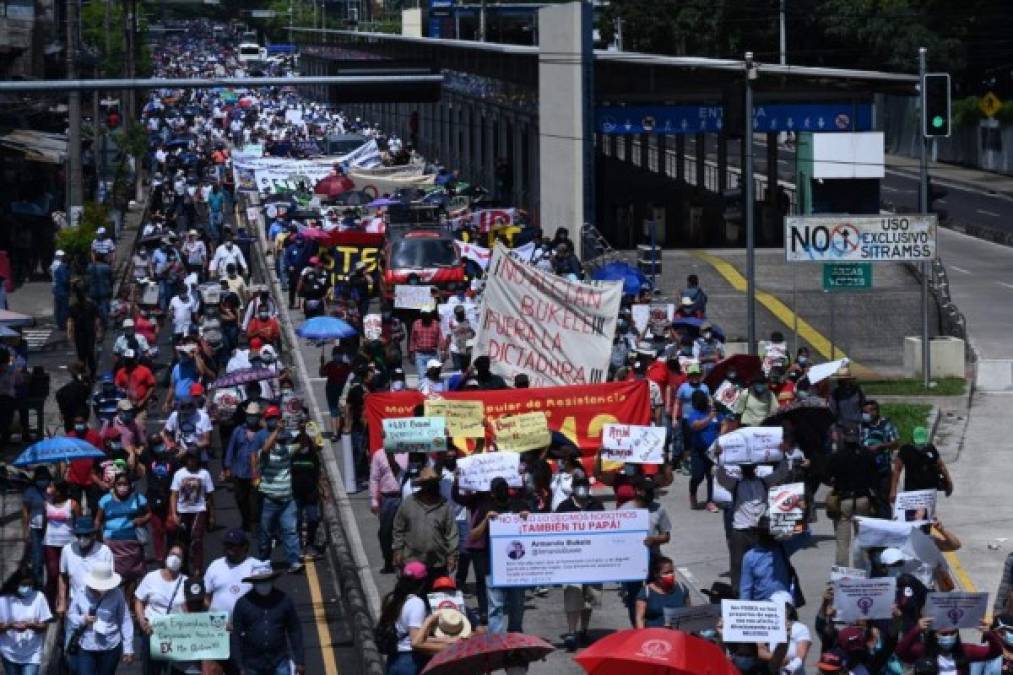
left=0, top=567, right=52, bottom=674
left=231, top=564, right=306, bottom=675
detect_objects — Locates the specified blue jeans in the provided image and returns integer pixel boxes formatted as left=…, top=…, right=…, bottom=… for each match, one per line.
left=28, top=529, right=43, bottom=588
left=414, top=352, right=437, bottom=381
left=259, top=496, right=301, bottom=565
left=486, top=577, right=525, bottom=634
left=385, top=651, right=424, bottom=675
left=2, top=659, right=40, bottom=675
left=53, top=293, right=69, bottom=330
left=71, top=645, right=122, bottom=675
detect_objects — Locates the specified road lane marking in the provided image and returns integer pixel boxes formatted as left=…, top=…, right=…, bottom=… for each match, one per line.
left=882, top=185, right=899, bottom=192
left=943, top=550, right=977, bottom=593
left=977, top=209, right=1001, bottom=217
left=948, top=266, right=971, bottom=275
left=998, top=282, right=1013, bottom=291
left=306, top=558, right=339, bottom=674
left=692, top=251, right=875, bottom=378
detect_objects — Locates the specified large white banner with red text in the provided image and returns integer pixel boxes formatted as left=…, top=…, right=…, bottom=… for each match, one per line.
left=473, top=243, right=622, bottom=387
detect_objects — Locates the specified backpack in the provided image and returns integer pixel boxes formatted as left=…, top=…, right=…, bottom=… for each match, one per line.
left=373, top=620, right=399, bottom=656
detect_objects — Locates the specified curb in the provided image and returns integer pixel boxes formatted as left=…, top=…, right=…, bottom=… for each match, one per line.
left=242, top=195, right=386, bottom=675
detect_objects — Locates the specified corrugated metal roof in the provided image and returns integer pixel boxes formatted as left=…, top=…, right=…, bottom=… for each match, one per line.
left=0, top=129, right=67, bottom=163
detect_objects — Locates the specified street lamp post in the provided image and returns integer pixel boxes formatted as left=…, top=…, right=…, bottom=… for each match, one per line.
left=744, top=52, right=757, bottom=354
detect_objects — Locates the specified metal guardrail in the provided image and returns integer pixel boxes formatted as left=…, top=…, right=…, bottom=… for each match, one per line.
left=905, top=258, right=973, bottom=363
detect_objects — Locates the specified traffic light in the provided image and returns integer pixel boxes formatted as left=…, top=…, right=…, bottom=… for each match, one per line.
left=922, top=73, right=951, bottom=138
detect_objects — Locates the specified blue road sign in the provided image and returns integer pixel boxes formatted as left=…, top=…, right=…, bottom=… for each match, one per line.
left=595, top=103, right=873, bottom=135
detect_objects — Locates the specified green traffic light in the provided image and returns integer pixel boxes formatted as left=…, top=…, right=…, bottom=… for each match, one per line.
left=932, top=115, right=945, bottom=128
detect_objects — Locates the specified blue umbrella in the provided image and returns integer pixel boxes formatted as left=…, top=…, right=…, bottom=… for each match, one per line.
left=13, top=437, right=105, bottom=467
left=296, top=316, right=358, bottom=341
left=673, top=317, right=726, bottom=342
left=591, top=262, right=650, bottom=296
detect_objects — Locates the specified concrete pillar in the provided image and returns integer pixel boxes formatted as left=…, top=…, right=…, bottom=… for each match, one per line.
left=656, top=134, right=667, bottom=175
left=462, top=105, right=473, bottom=179
left=513, top=121, right=525, bottom=207
left=718, top=133, right=728, bottom=192
left=538, top=0, right=594, bottom=255
left=766, top=132, right=779, bottom=204
left=675, top=135, right=685, bottom=182
left=484, top=111, right=496, bottom=191
left=695, top=133, right=706, bottom=190
left=528, top=120, right=540, bottom=218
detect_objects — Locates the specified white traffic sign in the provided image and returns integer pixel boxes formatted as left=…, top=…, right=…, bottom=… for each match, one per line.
left=785, top=215, right=937, bottom=263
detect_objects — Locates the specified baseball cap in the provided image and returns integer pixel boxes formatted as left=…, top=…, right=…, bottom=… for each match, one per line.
left=249, top=337, right=263, bottom=351
left=431, top=576, right=456, bottom=591
left=879, top=547, right=908, bottom=566
left=188, top=382, right=205, bottom=397
left=264, top=405, right=281, bottom=419
left=97, top=226, right=106, bottom=235
left=687, top=363, right=702, bottom=375
left=402, top=561, right=427, bottom=581
left=122, top=318, right=135, bottom=328
left=817, top=649, right=846, bottom=671
left=426, top=358, right=442, bottom=370
left=223, top=528, right=249, bottom=546
left=308, top=256, right=320, bottom=266
left=55, top=249, right=65, bottom=257
left=116, top=399, right=134, bottom=412
left=912, top=426, right=929, bottom=445
left=246, top=402, right=262, bottom=415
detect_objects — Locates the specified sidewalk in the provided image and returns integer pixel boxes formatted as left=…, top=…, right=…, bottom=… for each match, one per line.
left=886, top=153, right=1013, bottom=198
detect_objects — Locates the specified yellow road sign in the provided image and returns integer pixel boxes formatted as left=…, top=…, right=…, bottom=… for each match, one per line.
left=980, top=91, right=1002, bottom=118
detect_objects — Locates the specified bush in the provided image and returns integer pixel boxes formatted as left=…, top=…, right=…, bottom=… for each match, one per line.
left=55, top=202, right=108, bottom=265
left=952, top=96, right=982, bottom=128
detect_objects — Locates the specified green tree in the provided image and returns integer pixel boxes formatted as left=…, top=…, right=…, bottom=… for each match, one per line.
left=81, top=1, right=153, bottom=77
left=114, top=120, right=150, bottom=203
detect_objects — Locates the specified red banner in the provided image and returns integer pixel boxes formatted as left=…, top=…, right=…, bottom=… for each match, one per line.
left=365, top=380, right=650, bottom=456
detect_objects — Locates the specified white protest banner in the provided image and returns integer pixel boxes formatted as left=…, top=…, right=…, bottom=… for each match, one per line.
left=924, top=592, right=989, bottom=629
left=601, top=424, right=667, bottom=464
left=425, top=399, right=485, bottom=438
left=150, top=611, right=229, bottom=662
left=493, top=412, right=551, bottom=453
left=474, top=243, right=622, bottom=387
left=509, top=241, right=537, bottom=263
left=456, top=452, right=521, bottom=492
left=830, top=566, right=869, bottom=582
left=489, top=509, right=649, bottom=587
left=721, top=600, right=787, bottom=644
left=833, top=577, right=896, bottom=622
left=663, top=604, right=721, bottom=632
left=768, top=483, right=806, bottom=538
left=854, top=516, right=915, bottom=550
left=785, top=215, right=937, bottom=263
left=893, top=489, right=937, bottom=522
left=382, top=417, right=447, bottom=453
left=806, top=358, right=849, bottom=385
left=394, top=284, right=435, bottom=310
left=363, top=314, right=382, bottom=341
left=428, top=591, right=466, bottom=613
left=717, top=426, right=784, bottom=464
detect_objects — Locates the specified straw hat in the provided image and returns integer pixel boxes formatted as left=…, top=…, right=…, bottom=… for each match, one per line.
left=432, top=608, right=472, bottom=639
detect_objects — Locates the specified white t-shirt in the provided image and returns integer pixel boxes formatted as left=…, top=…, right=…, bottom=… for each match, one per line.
left=395, top=595, right=426, bottom=653
left=164, top=410, right=213, bottom=447
left=135, top=571, right=188, bottom=621
left=0, top=591, right=52, bottom=665
left=768, top=621, right=811, bottom=675
left=169, top=295, right=196, bottom=335
left=204, top=557, right=264, bottom=618
left=170, top=467, right=215, bottom=514
left=59, top=542, right=114, bottom=602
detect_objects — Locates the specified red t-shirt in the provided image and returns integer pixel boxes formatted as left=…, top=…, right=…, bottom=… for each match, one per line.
left=66, top=429, right=104, bottom=486
left=115, top=364, right=156, bottom=405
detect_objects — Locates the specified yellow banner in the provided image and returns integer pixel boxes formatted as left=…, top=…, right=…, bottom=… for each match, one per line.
left=425, top=399, right=486, bottom=438
left=493, top=411, right=551, bottom=452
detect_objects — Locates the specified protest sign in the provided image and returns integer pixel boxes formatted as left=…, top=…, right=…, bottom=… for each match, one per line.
left=493, top=412, right=551, bottom=453
left=854, top=516, right=917, bottom=549
left=893, top=489, right=937, bottom=522
left=458, top=242, right=492, bottom=271
left=246, top=206, right=260, bottom=224
left=630, top=304, right=674, bottom=335
left=425, top=399, right=485, bottom=438
left=717, top=426, right=784, bottom=464
left=768, top=482, right=806, bottom=538
left=663, top=604, right=721, bottom=632
left=830, top=566, right=869, bottom=582
left=438, top=301, right=480, bottom=338
left=833, top=577, right=896, bottom=622
left=363, top=314, right=382, bottom=341
left=924, top=592, right=989, bottom=629
left=382, top=417, right=447, bottom=453
left=474, top=243, right=622, bottom=387
left=721, top=600, right=787, bottom=644
left=317, top=232, right=383, bottom=283
left=456, top=452, right=522, bottom=491
left=150, top=612, right=229, bottom=662
left=630, top=305, right=650, bottom=335
left=714, top=381, right=742, bottom=411
left=428, top=591, right=466, bottom=613
left=489, top=509, right=649, bottom=587
left=284, top=108, right=303, bottom=125
left=394, top=284, right=435, bottom=310
left=601, top=424, right=667, bottom=464
left=365, top=380, right=651, bottom=455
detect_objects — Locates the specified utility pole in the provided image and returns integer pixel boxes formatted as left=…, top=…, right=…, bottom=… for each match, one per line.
left=67, top=0, right=83, bottom=224
left=919, top=47, right=932, bottom=387
left=288, top=0, right=293, bottom=42
left=479, top=0, right=487, bottom=41
left=779, top=0, right=787, bottom=64
left=744, top=52, right=757, bottom=354
left=614, top=16, right=623, bottom=51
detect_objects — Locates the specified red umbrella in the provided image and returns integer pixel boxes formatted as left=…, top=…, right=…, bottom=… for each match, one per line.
left=574, top=628, right=738, bottom=675
left=238, top=96, right=254, bottom=109
left=297, top=226, right=331, bottom=242
left=703, top=354, right=762, bottom=391
left=314, top=174, right=355, bottom=197
left=420, top=632, right=554, bottom=675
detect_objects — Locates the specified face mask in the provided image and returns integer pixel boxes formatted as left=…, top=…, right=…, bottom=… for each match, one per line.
left=1002, top=630, right=1013, bottom=647
left=658, top=573, right=676, bottom=591
left=77, top=535, right=95, bottom=550
left=165, top=554, right=182, bottom=572
left=74, top=423, right=87, bottom=434
left=797, top=356, right=809, bottom=366
left=391, top=381, right=405, bottom=391
left=862, top=413, right=873, bottom=423
left=258, top=313, right=269, bottom=321
left=115, top=484, right=131, bottom=498
left=266, top=420, right=278, bottom=431
left=108, top=442, right=123, bottom=452
left=937, top=634, right=957, bottom=651
left=121, top=411, right=135, bottom=422
left=253, top=581, right=273, bottom=596
left=623, top=464, right=638, bottom=477
left=753, top=383, right=768, bottom=395
left=246, top=416, right=261, bottom=428
left=702, top=331, right=712, bottom=339
left=698, top=628, right=718, bottom=642
left=17, top=585, right=32, bottom=597
left=573, top=486, right=590, bottom=500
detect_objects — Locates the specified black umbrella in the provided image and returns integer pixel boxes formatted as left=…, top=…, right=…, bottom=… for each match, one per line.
left=761, top=398, right=835, bottom=436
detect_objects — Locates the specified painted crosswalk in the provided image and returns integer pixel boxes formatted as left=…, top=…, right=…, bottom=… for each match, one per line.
left=21, top=328, right=52, bottom=351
